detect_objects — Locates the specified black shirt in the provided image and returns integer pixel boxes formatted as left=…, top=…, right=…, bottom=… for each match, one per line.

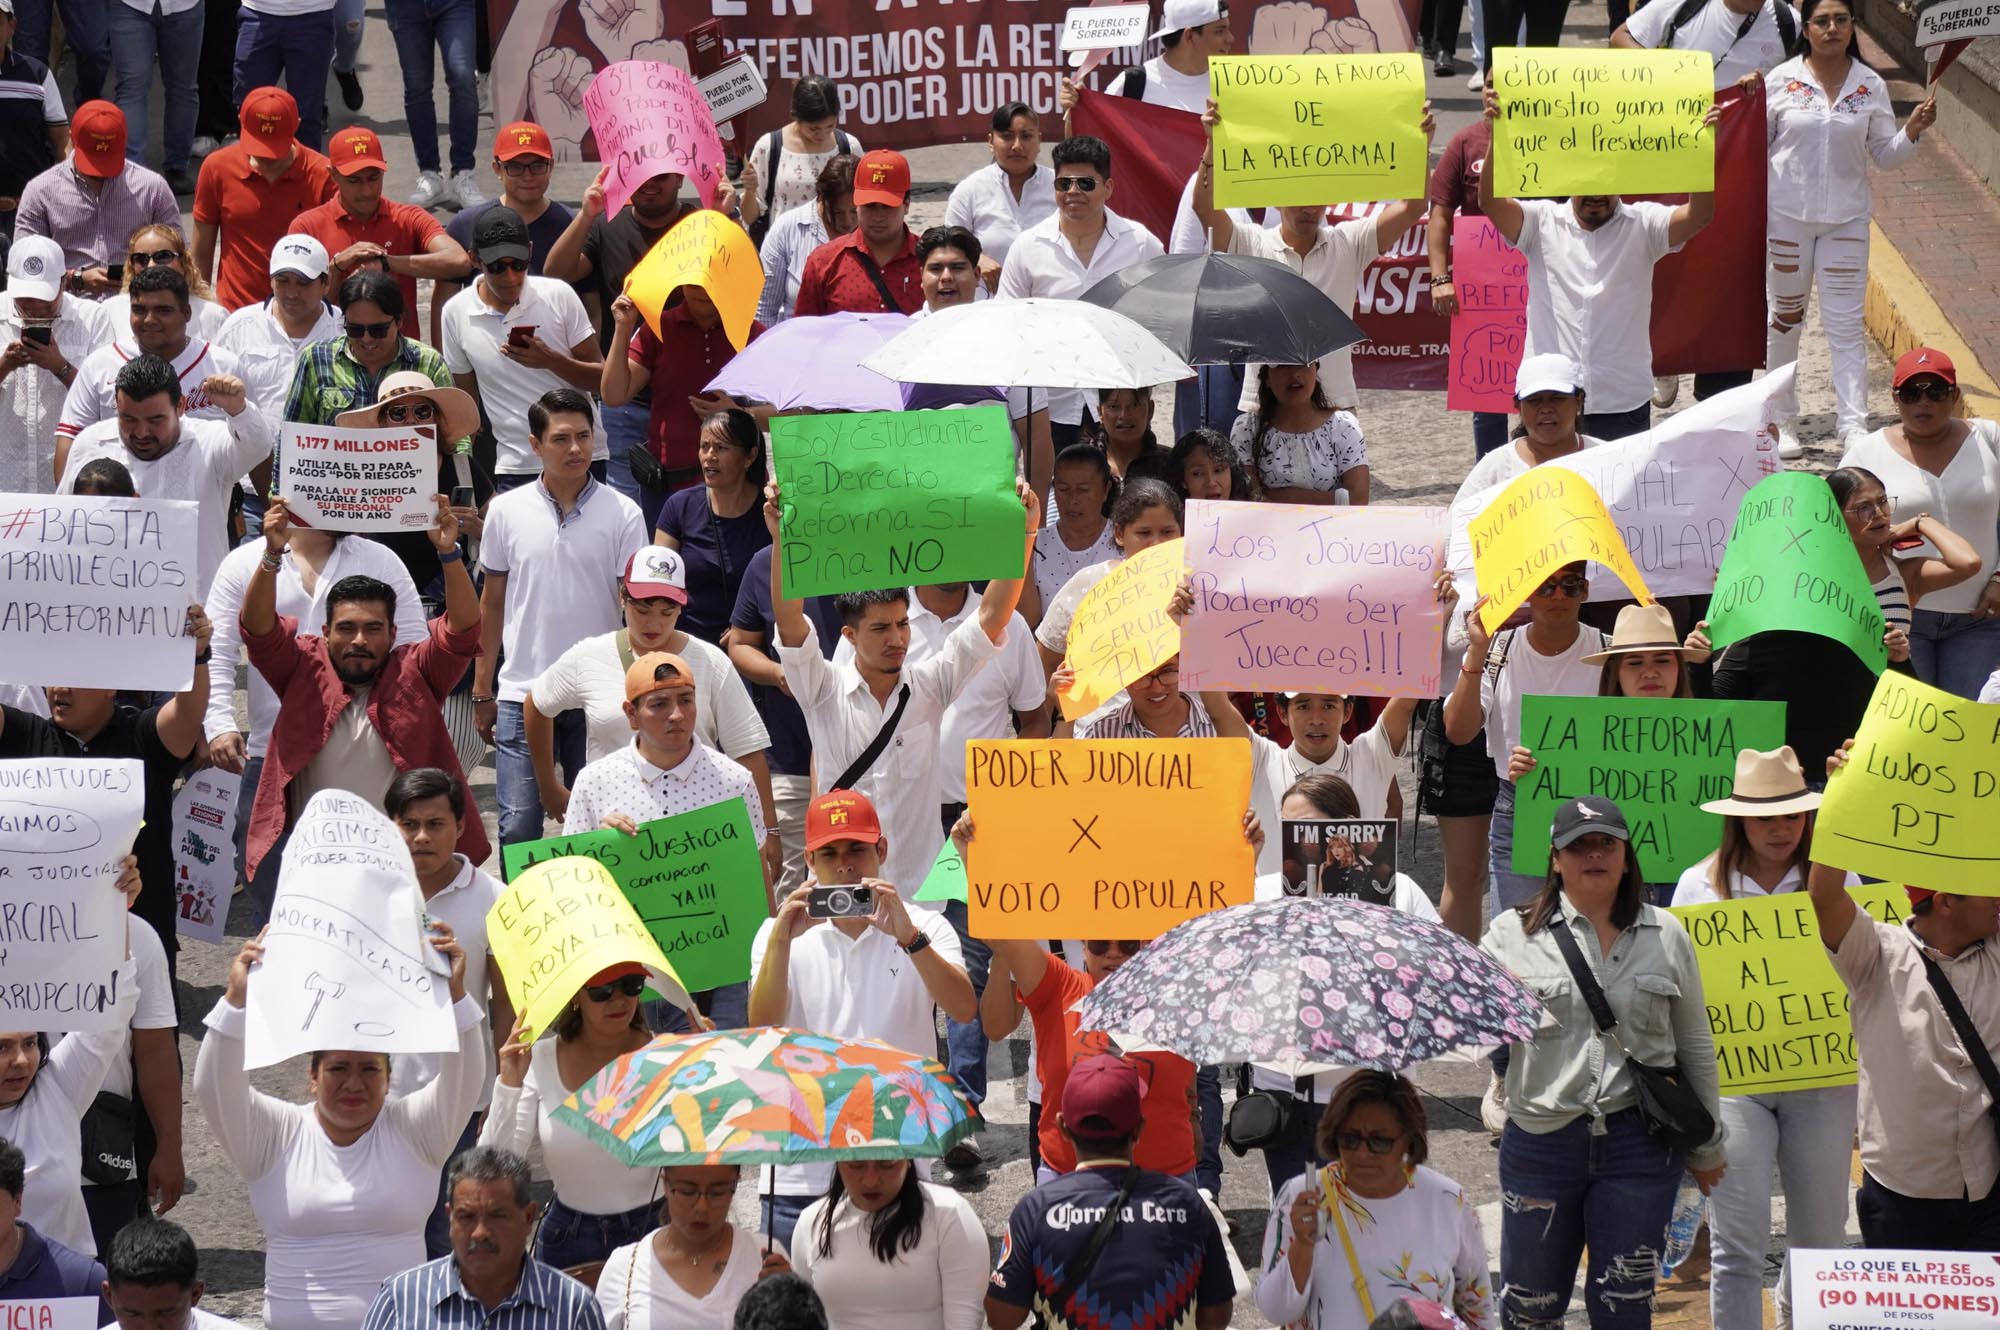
left=581, top=200, right=697, bottom=351
left=1711, top=629, right=1877, bottom=779
left=0, top=48, right=61, bottom=202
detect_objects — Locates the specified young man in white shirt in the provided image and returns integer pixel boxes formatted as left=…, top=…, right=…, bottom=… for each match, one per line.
left=1224, top=692, right=1415, bottom=877
left=0, top=236, right=109, bottom=494
left=1060, top=0, right=1234, bottom=115
left=101, top=1216, right=254, bottom=1330
left=215, top=235, right=340, bottom=431
left=475, top=387, right=648, bottom=847
left=942, top=101, right=1056, bottom=277
left=747, top=790, right=973, bottom=1249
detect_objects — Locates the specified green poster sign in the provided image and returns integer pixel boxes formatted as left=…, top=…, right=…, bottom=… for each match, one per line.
left=1511, top=695, right=1787, bottom=883
left=1707, top=471, right=1888, bottom=674
left=769, top=405, right=1025, bottom=598
left=914, top=838, right=967, bottom=903
left=501, top=799, right=768, bottom=993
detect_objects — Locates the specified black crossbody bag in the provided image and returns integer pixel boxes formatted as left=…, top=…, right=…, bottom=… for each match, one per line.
left=1919, top=953, right=2000, bottom=1154
left=830, top=684, right=911, bottom=792
left=1038, top=1166, right=1140, bottom=1327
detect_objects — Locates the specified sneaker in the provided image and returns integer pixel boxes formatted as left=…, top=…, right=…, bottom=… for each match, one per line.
left=942, top=1138, right=984, bottom=1173
left=450, top=170, right=488, bottom=210
left=1652, top=375, right=1680, bottom=409
left=335, top=68, right=363, bottom=112
left=1434, top=52, right=1455, bottom=76
left=1778, top=429, right=1804, bottom=461
left=408, top=170, right=451, bottom=210
left=1467, top=70, right=1485, bottom=91
left=191, top=135, right=220, bottom=157
left=1480, top=1069, right=1508, bottom=1135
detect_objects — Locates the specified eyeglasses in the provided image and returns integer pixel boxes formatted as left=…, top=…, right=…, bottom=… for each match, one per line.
left=500, top=158, right=552, bottom=177
left=1843, top=496, right=1891, bottom=519
left=1808, top=12, right=1853, bottom=27
left=1084, top=940, right=1143, bottom=956
left=583, top=974, right=647, bottom=1002
left=666, top=1183, right=737, bottom=1204
left=1137, top=663, right=1181, bottom=685
left=1334, top=1130, right=1403, bottom=1156
left=1053, top=176, right=1100, bottom=194
left=1532, top=574, right=1589, bottom=599
left=128, top=249, right=180, bottom=268
left=381, top=400, right=440, bottom=423
left=1895, top=382, right=1955, bottom=403
left=484, top=257, right=528, bottom=275
left=345, top=320, right=395, bottom=340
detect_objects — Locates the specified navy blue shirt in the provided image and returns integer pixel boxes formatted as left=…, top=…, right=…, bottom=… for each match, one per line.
left=729, top=544, right=840, bottom=778
left=0, top=1223, right=112, bottom=1324
left=445, top=199, right=592, bottom=293
left=655, top=487, right=772, bottom=645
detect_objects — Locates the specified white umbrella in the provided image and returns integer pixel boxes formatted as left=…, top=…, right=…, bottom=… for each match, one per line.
left=860, top=297, right=1193, bottom=390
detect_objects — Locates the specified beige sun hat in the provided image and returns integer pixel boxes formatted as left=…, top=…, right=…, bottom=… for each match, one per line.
left=334, top=370, right=481, bottom=441
left=1581, top=603, right=1697, bottom=666
left=1700, top=746, right=1823, bottom=818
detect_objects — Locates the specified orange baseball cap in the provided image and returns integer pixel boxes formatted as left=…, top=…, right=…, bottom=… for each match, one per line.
left=853, top=149, right=910, bottom=207
left=328, top=126, right=388, bottom=176
left=239, top=87, right=300, bottom=157
left=71, top=101, right=127, bottom=179
left=805, top=791, right=884, bottom=852
left=495, top=121, right=554, bottom=162
left=624, top=651, right=696, bottom=704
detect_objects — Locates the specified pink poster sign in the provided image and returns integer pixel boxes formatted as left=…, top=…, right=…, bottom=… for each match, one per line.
left=1446, top=215, right=1529, bottom=413
left=584, top=61, right=725, bottom=216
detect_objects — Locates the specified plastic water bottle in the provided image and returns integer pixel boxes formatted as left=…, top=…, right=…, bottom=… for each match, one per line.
left=1661, top=1173, right=1708, bottom=1278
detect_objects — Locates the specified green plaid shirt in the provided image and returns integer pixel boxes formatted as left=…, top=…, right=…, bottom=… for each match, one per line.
left=278, top=335, right=456, bottom=475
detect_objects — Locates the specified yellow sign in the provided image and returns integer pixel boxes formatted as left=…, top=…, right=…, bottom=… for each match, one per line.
left=1208, top=54, right=1428, bottom=208
left=486, top=856, right=689, bottom=1040
left=1468, top=466, right=1653, bottom=633
left=1487, top=48, right=1716, bottom=197
left=624, top=210, right=764, bottom=350
left=1057, top=538, right=1185, bottom=719
left=1815, top=673, right=2000, bottom=894
left=965, top=737, right=1254, bottom=939
left=1672, top=882, right=1905, bottom=1095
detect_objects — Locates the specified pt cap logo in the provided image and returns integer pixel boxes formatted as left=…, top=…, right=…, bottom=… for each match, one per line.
left=516, top=130, right=534, bottom=145
left=829, top=809, right=849, bottom=826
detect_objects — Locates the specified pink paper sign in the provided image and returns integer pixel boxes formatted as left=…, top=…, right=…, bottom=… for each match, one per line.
left=1179, top=499, right=1448, bottom=698
left=1446, top=215, right=1529, bottom=413
left=585, top=61, right=725, bottom=217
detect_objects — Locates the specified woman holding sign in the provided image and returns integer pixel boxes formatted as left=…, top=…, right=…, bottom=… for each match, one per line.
left=1035, top=478, right=1185, bottom=681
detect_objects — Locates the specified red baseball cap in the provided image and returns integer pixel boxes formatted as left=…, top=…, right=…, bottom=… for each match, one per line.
left=1907, top=886, right=1937, bottom=906
left=853, top=149, right=910, bottom=207
left=805, top=791, right=883, bottom=852
left=328, top=126, right=388, bottom=176
left=239, top=87, right=300, bottom=158
left=1061, top=1054, right=1144, bottom=1139
left=495, top=121, right=554, bottom=162
left=71, top=101, right=126, bottom=178
left=585, top=962, right=647, bottom=987
left=1893, top=347, right=1957, bottom=388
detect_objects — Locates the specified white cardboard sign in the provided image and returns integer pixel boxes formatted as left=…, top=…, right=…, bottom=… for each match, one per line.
left=172, top=766, right=240, bottom=945
left=696, top=58, right=769, bottom=125
left=278, top=424, right=439, bottom=533
left=1792, top=1248, right=2000, bottom=1328
left=1916, top=0, right=2000, bottom=47
left=1063, top=4, right=1152, bottom=55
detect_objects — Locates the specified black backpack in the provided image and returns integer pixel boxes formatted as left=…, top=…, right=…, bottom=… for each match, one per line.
left=747, top=126, right=855, bottom=248
left=1662, top=0, right=1796, bottom=57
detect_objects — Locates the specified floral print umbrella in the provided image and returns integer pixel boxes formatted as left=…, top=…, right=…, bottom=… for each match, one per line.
left=1075, top=899, right=1546, bottom=1075
left=553, top=1027, right=980, bottom=1167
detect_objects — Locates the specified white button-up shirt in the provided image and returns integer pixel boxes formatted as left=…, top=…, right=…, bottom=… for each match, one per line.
left=996, top=208, right=1164, bottom=425
left=1516, top=198, right=1678, bottom=414
left=0, top=291, right=109, bottom=493
left=943, top=162, right=1057, bottom=270
left=1764, top=55, right=1917, bottom=225
left=755, top=201, right=828, bottom=327
left=216, top=298, right=341, bottom=433
left=440, top=275, right=602, bottom=475
left=562, top=739, right=767, bottom=843
left=1227, top=216, right=1380, bottom=411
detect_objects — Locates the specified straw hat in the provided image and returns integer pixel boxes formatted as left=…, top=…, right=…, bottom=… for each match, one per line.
left=1700, top=746, right=1823, bottom=818
left=1581, top=603, right=1694, bottom=665
left=335, top=370, right=482, bottom=441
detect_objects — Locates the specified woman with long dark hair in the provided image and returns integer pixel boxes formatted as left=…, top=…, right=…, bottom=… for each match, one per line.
left=790, top=1159, right=985, bottom=1330
left=652, top=409, right=773, bottom=644
left=1170, top=427, right=1256, bottom=503
left=1228, top=362, right=1368, bottom=505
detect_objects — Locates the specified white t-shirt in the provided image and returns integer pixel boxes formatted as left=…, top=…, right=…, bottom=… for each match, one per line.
left=1839, top=422, right=2000, bottom=616
left=392, top=856, right=503, bottom=1109
left=440, top=276, right=602, bottom=475
left=477, top=1035, right=658, bottom=1216
left=1227, top=217, right=1378, bottom=410
left=69, top=918, right=175, bottom=1105
left=532, top=630, right=770, bottom=764
left=1516, top=199, right=1678, bottom=414
left=597, top=1228, right=785, bottom=1330
left=104, top=1311, right=248, bottom=1330
left=1250, top=726, right=1404, bottom=875
left=1478, top=626, right=1612, bottom=779
left=1032, top=522, right=1119, bottom=610
left=1107, top=55, right=1211, bottom=114
left=1623, top=0, right=1798, bottom=88
left=791, top=1182, right=989, bottom=1330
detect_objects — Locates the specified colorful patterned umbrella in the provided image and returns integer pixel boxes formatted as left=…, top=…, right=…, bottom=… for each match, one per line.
left=553, top=1027, right=980, bottom=1167
left=1075, top=899, right=1546, bottom=1075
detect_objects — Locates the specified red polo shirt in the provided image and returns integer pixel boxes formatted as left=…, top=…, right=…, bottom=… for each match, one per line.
left=631, top=306, right=766, bottom=475
left=293, top=197, right=449, bottom=337
left=192, top=142, right=337, bottom=309
left=792, top=229, right=922, bottom=317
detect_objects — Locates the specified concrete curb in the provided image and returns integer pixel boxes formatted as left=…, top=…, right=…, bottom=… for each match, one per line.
left=1864, top=220, right=1999, bottom=420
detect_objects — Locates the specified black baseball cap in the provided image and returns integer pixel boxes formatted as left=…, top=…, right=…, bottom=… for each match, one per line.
left=470, top=207, right=532, bottom=265
left=1550, top=796, right=1630, bottom=850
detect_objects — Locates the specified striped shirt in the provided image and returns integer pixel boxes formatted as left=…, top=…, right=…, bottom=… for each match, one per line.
left=1075, top=695, right=1218, bottom=739
left=1870, top=565, right=1912, bottom=637
left=0, top=48, right=64, bottom=201
left=360, top=1254, right=606, bottom=1330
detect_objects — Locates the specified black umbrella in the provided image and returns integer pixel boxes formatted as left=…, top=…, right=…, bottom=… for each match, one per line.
left=1079, top=252, right=1367, bottom=367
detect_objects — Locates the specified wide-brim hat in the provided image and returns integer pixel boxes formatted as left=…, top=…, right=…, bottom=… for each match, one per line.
left=335, top=371, right=482, bottom=442
left=1700, top=746, right=1822, bottom=817
left=1581, top=603, right=1696, bottom=665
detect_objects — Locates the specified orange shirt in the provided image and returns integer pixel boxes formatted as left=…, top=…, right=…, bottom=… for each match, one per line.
left=1022, top=955, right=1197, bottom=1176
left=292, top=197, right=449, bottom=337
left=192, top=143, right=336, bottom=310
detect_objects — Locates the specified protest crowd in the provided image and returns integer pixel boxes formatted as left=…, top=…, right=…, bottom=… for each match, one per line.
left=2, top=0, right=2000, bottom=1328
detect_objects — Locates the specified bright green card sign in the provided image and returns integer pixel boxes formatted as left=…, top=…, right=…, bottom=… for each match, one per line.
left=914, top=838, right=967, bottom=903
left=769, top=405, right=1024, bottom=598
left=501, top=799, right=768, bottom=992
left=1707, top=471, right=1888, bottom=674
left=1511, top=696, right=1786, bottom=882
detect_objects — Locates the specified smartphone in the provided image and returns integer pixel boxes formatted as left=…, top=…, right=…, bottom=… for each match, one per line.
left=106, top=263, right=123, bottom=285
left=450, top=485, right=475, bottom=509
left=1892, top=535, right=1927, bottom=551
left=507, top=324, right=538, bottom=348
left=806, top=885, right=873, bottom=919
left=23, top=326, right=51, bottom=346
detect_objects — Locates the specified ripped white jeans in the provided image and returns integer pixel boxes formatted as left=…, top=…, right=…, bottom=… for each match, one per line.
left=1764, top=213, right=1872, bottom=439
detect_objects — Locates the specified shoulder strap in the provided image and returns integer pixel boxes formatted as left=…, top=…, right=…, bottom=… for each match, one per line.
left=761, top=129, right=783, bottom=216
left=614, top=629, right=636, bottom=673
left=1050, top=1166, right=1140, bottom=1317
left=1918, top=951, right=2000, bottom=1140
left=1120, top=67, right=1147, bottom=99
left=835, top=129, right=852, bottom=155
left=1773, top=0, right=1796, bottom=50
left=1662, top=0, right=1714, bottom=42
left=1322, top=1169, right=1377, bottom=1323
left=1482, top=627, right=1517, bottom=686
left=1548, top=914, right=1621, bottom=1034
left=852, top=248, right=904, bottom=313
left=831, top=683, right=911, bottom=791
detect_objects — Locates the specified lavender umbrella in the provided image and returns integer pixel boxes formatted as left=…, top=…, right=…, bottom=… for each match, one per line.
left=705, top=312, right=1003, bottom=413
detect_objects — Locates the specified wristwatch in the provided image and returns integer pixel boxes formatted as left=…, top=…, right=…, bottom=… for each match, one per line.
left=901, top=931, right=932, bottom=957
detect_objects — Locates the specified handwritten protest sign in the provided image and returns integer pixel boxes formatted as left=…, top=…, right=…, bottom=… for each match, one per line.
left=1792, top=1247, right=2000, bottom=1329
left=1208, top=54, right=1427, bottom=207
left=1180, top=502, right=1444, bottom=697
left=1056, top=538, right=1185, bottom=718
left=0, top=759, right=142, bottom=1033
left=172, top=766, right=239, bottom=945
left=584, top=61, right=725, bottom=215
left=0, top=494, right=198, bottom=691
left=1513, top=696, right=1786, bottom=881
left=1816, top=673, right=2000, bottom=894
left=1062, top=3, right=1150, bottom=57
left=1447, top=216, right=1528, bottom=413
left=0, top=1299, right=98, bottom=1330
left=1278, top=819, right=1397, bottom=902
left=914, top=838, right=968, bottom=903
left=278, top=425, right=437, bottom=533
left=488, top=856, right=689, bottom=1040
left=771, top=406, right=1024, bottom=598
left=500, top=800, right=767, bottom=994
left=1488, top=48, right=1716, bottom=196
left=625, top=210, right=764, bottom=350
left=1468, top=465, right=1653, bottom=632
left=1673, top=882, right=1901, bottom=1095
left=1916, top=0, right=2000, bottom=46
left=246, top=791, right=457, bottom=1069
left=1707, top=470, right=1888, bottom=674
left=965, top=738, right=1253, bottom=938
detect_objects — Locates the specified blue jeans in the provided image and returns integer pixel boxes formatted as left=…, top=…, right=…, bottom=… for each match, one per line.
left=1195, top=1064, right=1224, bottom=1195
left=232, top=7, right=336, bottom=151
left=1909, top=607, right=2000, bottom=701
left=939, top=898, right=989, bottom=1109
left=422, top=1113, right=482, bottom=1260
left=1497, top=1110, right=1683, bottom=1330
left=111, top=0, right=203, bottom=172
left=1474, top=410, right=1509, bottom=457
left=1173, top=363, right=1247, bottom=440
left=384, top=0, right=475, bottom=174
left=535, top=1194, right=656, bottom=1269
left=494, top=698, right=585, bottom=850
left=1488, top=779, right=1547, bottom=915
left=17, top=0, right=112, bottom=103
left=600, top=400, right=650, bottom=512
left=332, top=0, right=362, bottom=71
left=643, top=980, right=749, bottom=1034
left=761, top=1192, right=813, bottom=1253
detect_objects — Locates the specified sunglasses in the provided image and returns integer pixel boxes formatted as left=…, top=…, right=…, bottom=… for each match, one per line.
left=1053, top=176, right=1100, bottom=194
left=1533, top=574, right=1589, bottom=599
left=583, top=974, right=647, bottom=1002
left=484, top=257, right=529, bottom=275
left=1334, top=1130, right=1402, bottom=1156
left=1084, top=940, right=1143, bottom=956
left=381, top=400, right=440, bottom=423
left=345, top=319, right=395, bottom=340
left=1895, top=382, right=1954, bottom=403
left=128, top=249, right=180, bottom=268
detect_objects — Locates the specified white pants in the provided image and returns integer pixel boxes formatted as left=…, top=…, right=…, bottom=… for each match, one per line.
left=1765, top=213, right=1872, bottom=438
left=771, top=773, right=814, bottom=893
left=1707, top=1085, right=1859, bottom=1330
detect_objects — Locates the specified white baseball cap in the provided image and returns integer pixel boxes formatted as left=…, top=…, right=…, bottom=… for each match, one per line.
left=8, top=236, right=63, bottom=302
left=1152, top=0, right=1225, bottom=39
left=1514, top=353, right=1584, bottom=400
left=269, top=234, right=330, bottom=281
left=622, top=546, right=689, bottom=604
